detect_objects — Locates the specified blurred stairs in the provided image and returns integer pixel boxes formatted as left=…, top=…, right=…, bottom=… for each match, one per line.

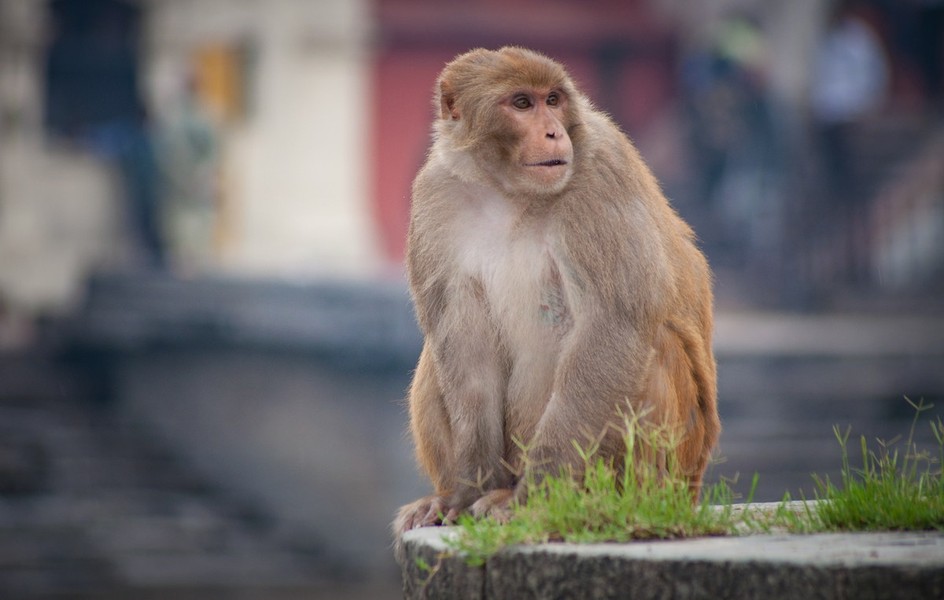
left=0, top=350, right=392, bottom=599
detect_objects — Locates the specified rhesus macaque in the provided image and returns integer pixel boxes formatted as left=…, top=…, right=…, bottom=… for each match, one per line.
left=394, top=47, right=719, bottom=535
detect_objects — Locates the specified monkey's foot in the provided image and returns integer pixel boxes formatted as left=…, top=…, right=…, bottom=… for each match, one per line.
left=470, top=488, right=515, bottom=523
left=392, top=495, right=457, bottom=564
left=393, top=495, right=460, bottom=535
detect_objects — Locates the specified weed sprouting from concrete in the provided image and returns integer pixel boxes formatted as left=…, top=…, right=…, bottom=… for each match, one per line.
left=787, top=397, right=944, bottom=533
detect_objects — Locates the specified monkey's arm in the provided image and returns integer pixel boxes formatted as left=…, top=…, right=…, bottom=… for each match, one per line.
left=526, top=305, right=656, bottom=474
left=522, top=195, right=671, bottom=490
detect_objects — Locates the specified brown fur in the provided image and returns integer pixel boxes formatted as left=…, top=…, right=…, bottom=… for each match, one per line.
left=394, top=47, right=719, bottom=539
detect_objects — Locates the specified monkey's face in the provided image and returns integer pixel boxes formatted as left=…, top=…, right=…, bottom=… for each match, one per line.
left=434, top=47, right=580, bottom=197
left=498, top=88, right=575, bottom=195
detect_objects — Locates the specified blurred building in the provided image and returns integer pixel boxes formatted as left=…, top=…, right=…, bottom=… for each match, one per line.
left=2, top=0, right=942, bottom=322
left=0, top=0, right=381, bottom=326
left=143, top=0, right=379, bottom=277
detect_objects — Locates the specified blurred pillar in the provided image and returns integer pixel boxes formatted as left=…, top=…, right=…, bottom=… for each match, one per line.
left=142, top=0, right=381, bottom=278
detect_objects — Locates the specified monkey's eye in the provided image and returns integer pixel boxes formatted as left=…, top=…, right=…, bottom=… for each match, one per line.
left=512, top=95, right=533, bottom=110
left=547, top=93, right=560, bottom=107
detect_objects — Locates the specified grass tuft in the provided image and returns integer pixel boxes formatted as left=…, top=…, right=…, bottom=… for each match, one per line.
left=794, top=397, right=944, bottom=533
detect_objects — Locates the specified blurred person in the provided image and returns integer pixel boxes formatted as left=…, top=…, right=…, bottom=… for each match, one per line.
left=913, top=0, right=944, bottom=108
left=679, top=13, right=785, bottom=280
left=84, top=111, right=165, bottom=269
left=809, top=0, right=889, bottom=282
left=895, top=0, right=944, bottom=110
left=44, top=0, right=166, bottom=269
left=810, top=1, right=889, bottom=197
left=156, top=81, right=221, bottom=273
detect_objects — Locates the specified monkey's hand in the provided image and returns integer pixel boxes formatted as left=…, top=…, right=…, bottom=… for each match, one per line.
left=469, top=488, right=515, bottom=523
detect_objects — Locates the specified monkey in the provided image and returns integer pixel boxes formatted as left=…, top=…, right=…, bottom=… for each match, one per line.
left=394, top=47, right=719, bottom=536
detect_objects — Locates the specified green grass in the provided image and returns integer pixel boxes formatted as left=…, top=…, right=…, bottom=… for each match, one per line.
left=780, top=397, right=944, bottom=534
left=445, top=410, right=760, bottom=565
left=439, top=398, right=944, bottom=566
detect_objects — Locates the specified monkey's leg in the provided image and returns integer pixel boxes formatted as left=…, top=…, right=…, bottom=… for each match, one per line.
left=637, top=321, right=719, bottom=499
left=393, top=344, right=457, bottom=535
left=511, top=314, right=658, bottom=502
left=432, top=283, right=511, bottom=510
left=656, top=322, right=719, bottom=497
left=409, top=343, right=455, bottom=494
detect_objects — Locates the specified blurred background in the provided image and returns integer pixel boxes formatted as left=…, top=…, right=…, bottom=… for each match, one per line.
left=0, top=0, right=941, bottom=598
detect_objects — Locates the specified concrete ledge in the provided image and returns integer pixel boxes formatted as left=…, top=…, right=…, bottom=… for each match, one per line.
left=64, top=272, right=421, bottom=370
left=399, top=526, right=944, bottom=599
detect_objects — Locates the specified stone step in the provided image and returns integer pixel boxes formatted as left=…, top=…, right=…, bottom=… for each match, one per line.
left=400, top=525, right=944, bottom=600
left=0, top=360, right=346, bottom=597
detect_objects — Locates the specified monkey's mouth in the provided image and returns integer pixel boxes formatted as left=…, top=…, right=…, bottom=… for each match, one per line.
left=528, top=159, right=568, bottom=167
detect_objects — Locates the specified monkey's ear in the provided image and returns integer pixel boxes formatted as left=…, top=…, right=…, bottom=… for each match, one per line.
left=440, top=80, right=460, bottom=120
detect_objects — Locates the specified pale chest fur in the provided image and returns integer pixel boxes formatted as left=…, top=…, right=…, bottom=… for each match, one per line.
left=451, top=191, right=572, bottom=359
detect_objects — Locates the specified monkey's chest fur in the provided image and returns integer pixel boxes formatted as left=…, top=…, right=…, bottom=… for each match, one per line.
left=458, top=194, right=572, bottom=329
left=451, top=191, right=574, bottom=431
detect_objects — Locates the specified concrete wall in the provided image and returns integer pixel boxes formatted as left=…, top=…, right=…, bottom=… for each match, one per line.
left=0, top=148, right=124, bottom=315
